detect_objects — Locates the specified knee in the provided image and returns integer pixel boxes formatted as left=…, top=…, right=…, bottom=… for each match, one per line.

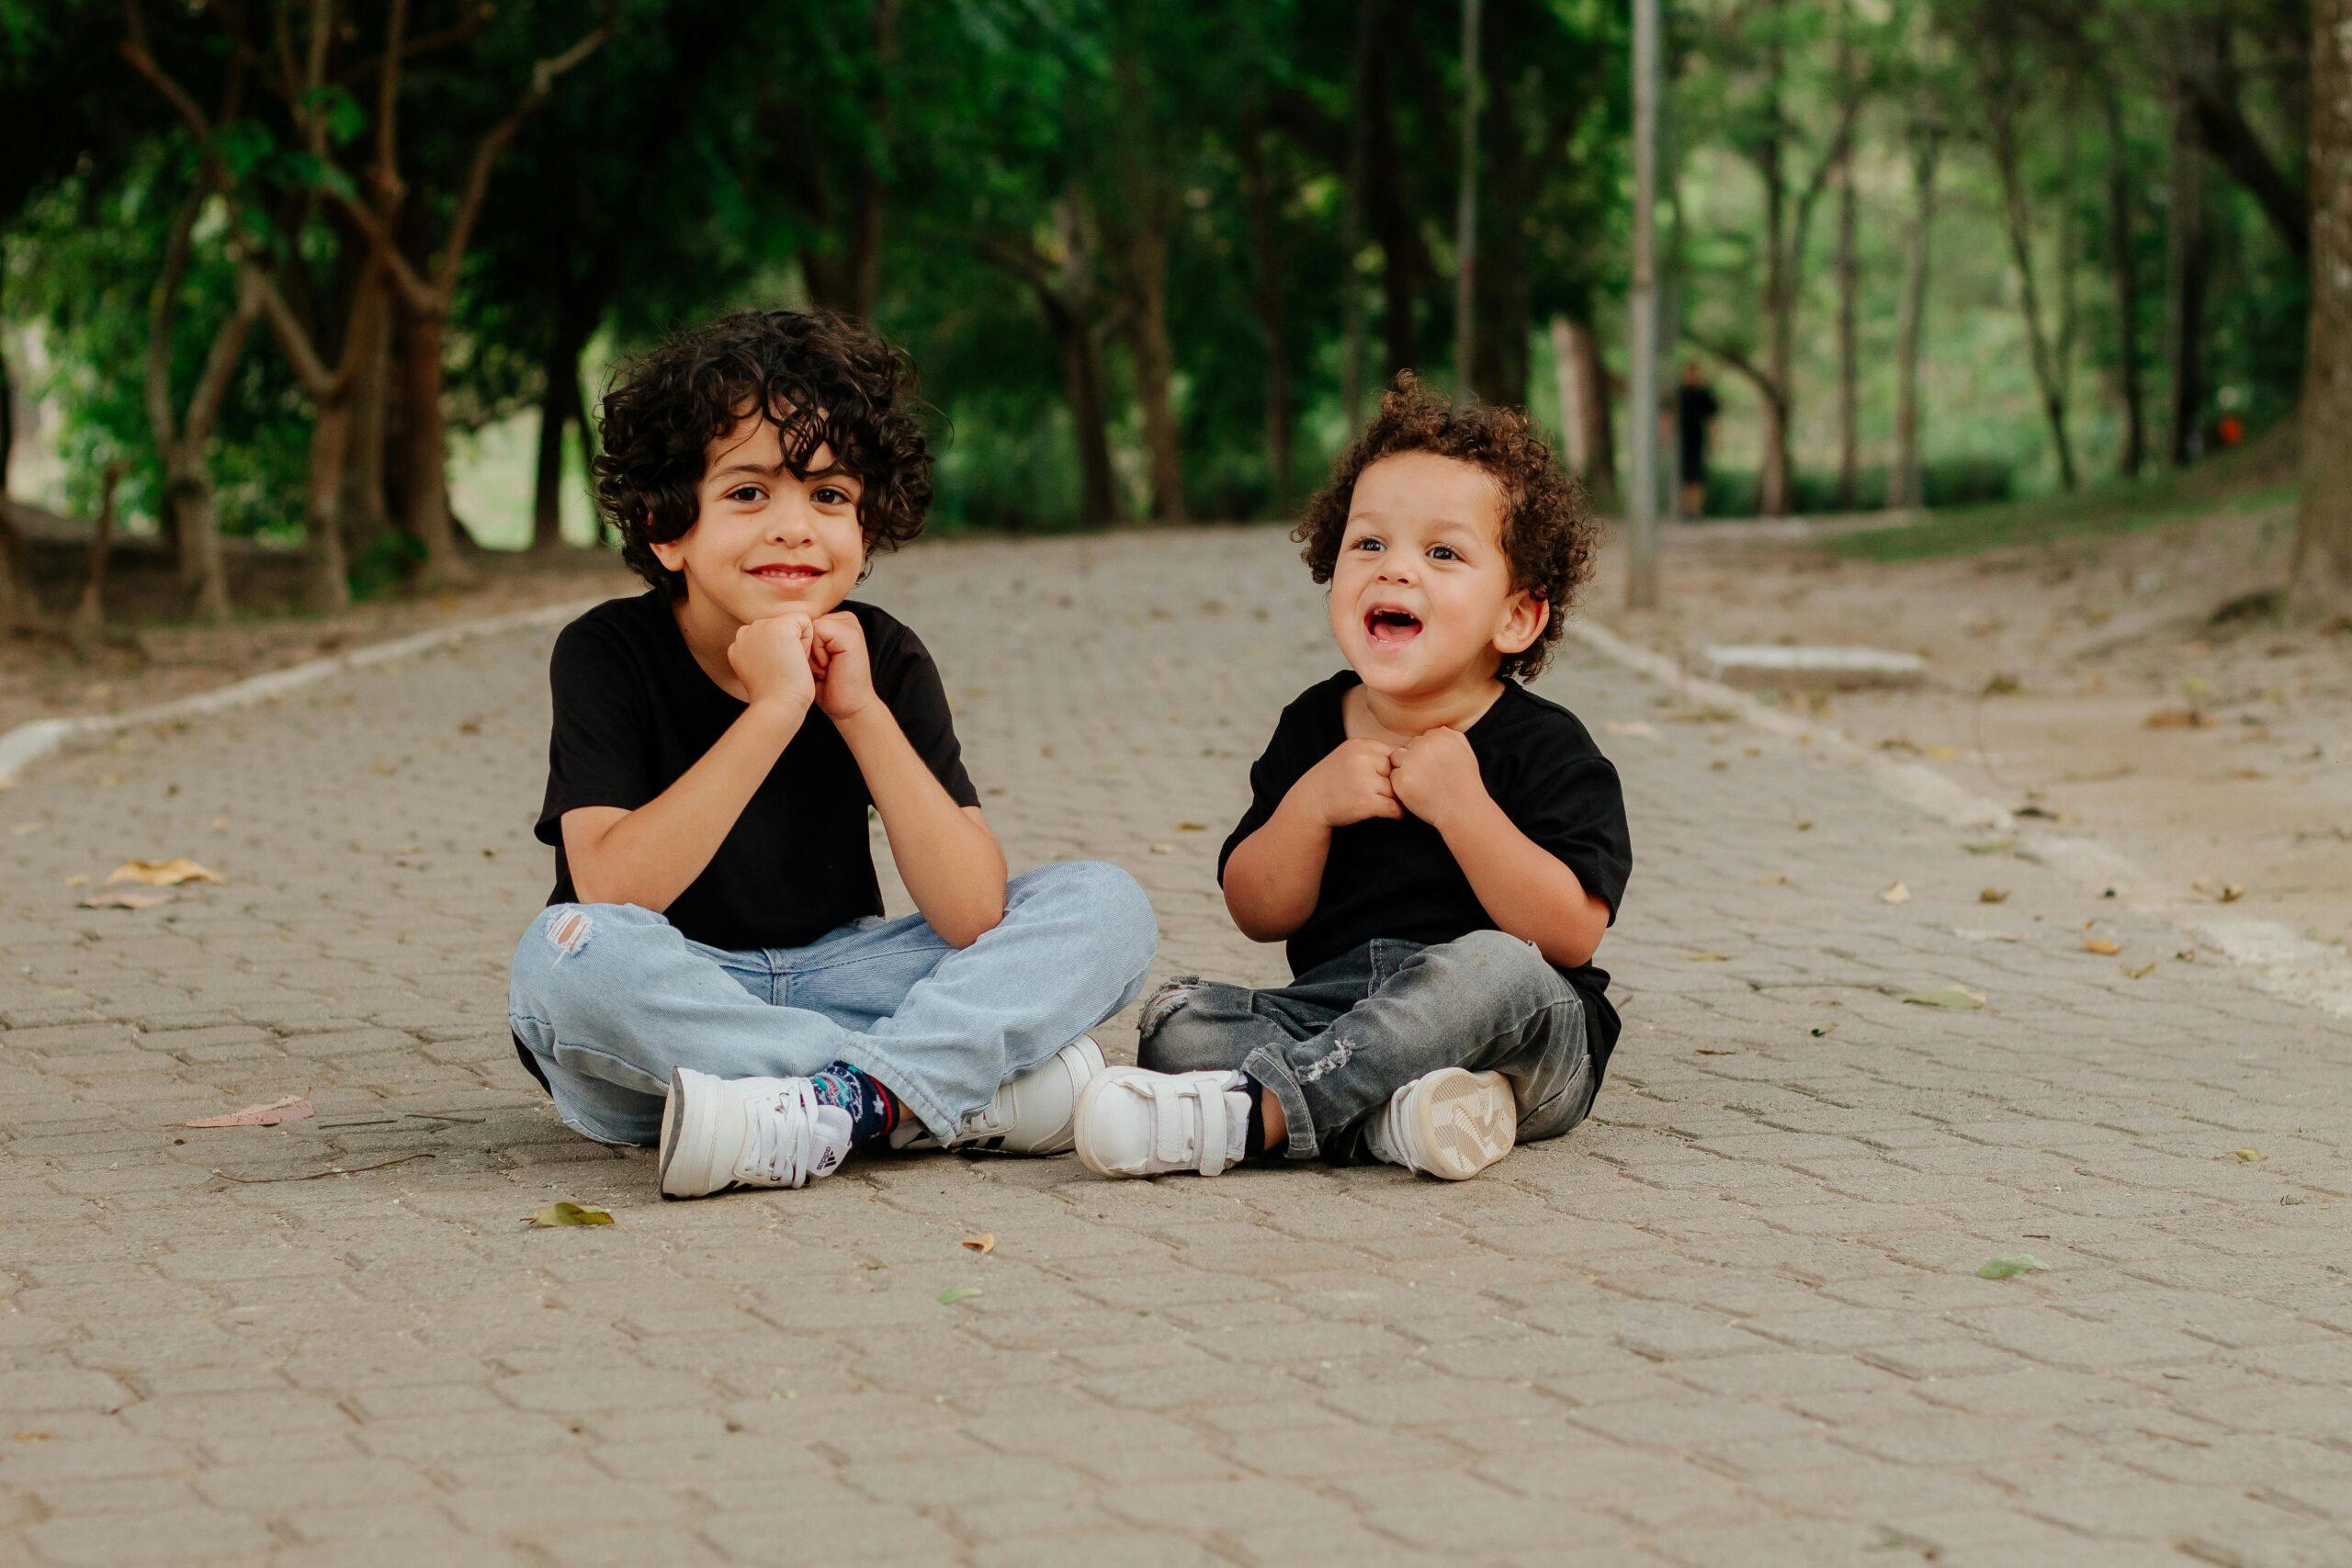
left=511, top=903, right=653, bottom=1016
left=1442, top=928, right=1552, bottom=985
left=1020, top=860, right=1159, bottom=969
left=1135, top=978, right=1243, bottom=1074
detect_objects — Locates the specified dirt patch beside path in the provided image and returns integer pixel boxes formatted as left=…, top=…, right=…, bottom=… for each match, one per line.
left=1591, top=497, right=2351, bottom=955
left=0, top=550, right=635, bottom=742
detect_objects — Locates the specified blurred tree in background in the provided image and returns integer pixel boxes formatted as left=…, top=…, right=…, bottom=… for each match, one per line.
left=0, top=0, right=2341, bottom=622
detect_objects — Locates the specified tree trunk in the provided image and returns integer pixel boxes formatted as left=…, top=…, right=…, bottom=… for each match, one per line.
left=533, top=309, right=591, bottom=551
left=393, top=300, right=474, bottom=585
left=70, top=462, right=126, bottom=637
left=341, top=288, right=392, bottom=565
left=1551, top=314, right=1617, bottom=506
left=1757, top=27, right=1795, bottom=517
left=1340, top=0, right=1377, bottom=430
left=2289, top=0, right=2352, bottom=615
left=303, top=399, right=355, bottom=615
left=1891, top=130, right=1941, bottom=513
left=2166, top=79, right=2211, bottom=466
left=2101, top=77, right=2147, bottom=479
left=1118, top=222, right=1187, bottom=523
left=1369, top=35, right=1419, bottom=378
left=1453, top=0, right=1483, bottom=393
left=1990, top=98, right=2080, bottom=491
left=1833, top=132, right=1860, bottom=509
left=1238, top=111, right=1294, bottom=511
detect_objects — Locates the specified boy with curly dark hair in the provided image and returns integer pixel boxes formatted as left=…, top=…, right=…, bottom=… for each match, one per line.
left=508, top=309, right=1157, bottom=1199
left=1074, top=374, right=1630, bottom=1182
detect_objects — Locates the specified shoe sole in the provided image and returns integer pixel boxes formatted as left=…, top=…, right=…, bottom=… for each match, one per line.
left=657, top=1066, right=716, bottom=1199
left=1408, top=1068, right=1517, bottom=1180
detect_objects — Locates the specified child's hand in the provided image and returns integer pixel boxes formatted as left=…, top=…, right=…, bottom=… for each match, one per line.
left=808, top=611, right=876, bottom=720
left=729, top=612, right=816, bottom=713
left=1290, top=738, right=1404, bottom=828
left=1388, top=726, right=1487, bottom=829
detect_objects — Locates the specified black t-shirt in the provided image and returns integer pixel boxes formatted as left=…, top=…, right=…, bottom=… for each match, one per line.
left=1677, top=384, right=1721, bottom=477
left=1218, top=671, right=1634, bottom=1074
left=536, top=592, right=979, bottom=952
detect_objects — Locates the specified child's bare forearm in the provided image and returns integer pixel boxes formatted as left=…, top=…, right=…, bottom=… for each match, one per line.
left=837, top=705, right=1007, bottom=946
left=1220, top=798, right=1330, bottom=942
left=568, top=699, right=806, bottom=910
left=1441, top=795, right=1609, bottom=968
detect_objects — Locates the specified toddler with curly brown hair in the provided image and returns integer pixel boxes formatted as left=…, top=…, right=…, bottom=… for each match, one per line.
left=507, top=309, right=1156, bottom=1199
left=1074, top=374, right=1632, bottom=1182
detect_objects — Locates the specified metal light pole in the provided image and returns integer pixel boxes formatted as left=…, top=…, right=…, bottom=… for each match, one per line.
left=1625, top=0, right=1661, bottom=609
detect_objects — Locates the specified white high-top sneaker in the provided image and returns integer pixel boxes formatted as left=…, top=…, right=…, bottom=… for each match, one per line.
left=1072, top=1066, right=1253, bottom=1179
left=891, top=1037, right=1106, bottom=1156
left=658, top=1068, right=854, bottom=1199
left=1363, top=1067, right=1518, bottom=1180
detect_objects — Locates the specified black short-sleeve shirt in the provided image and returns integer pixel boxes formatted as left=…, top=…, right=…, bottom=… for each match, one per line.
left=1218, top=671, right=1634, bottom=1075
left=536, top=592, right=979, bottom=952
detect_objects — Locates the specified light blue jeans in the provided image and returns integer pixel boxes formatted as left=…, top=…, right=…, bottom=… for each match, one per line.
left=508, top=861, right=1158, bottom=1145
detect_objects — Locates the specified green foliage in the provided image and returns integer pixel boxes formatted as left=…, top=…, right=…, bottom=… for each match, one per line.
left=0, top=0, right=2325, bottom=577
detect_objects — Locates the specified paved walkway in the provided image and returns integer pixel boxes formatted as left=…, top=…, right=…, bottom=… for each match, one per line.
left=2, top=528, right=2347, bottom=1568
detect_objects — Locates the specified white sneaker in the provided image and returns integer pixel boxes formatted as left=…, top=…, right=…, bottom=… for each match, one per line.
left=891, top=1037, right=1106, bottom=1156
left=658, top=1067, right=853, bottom=1199
left=1072, top=1066, right=1252, bottom=1179
left=1364, top=1068, right=1518, bottom=1180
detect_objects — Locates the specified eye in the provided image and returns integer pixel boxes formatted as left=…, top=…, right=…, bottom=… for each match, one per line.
left=1350, top=536, right=1383, bottom=553
left=724, top=484, right=765, bottom=504
left=813, top=484, right=855, bottom=506
left=1428, top=544, right=1460, bottom=562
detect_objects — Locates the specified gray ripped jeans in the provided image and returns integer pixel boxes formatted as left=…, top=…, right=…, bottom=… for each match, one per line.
left=1136, top=929, right=1597, bottom=1163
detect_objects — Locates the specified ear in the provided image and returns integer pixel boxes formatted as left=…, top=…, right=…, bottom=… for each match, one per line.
left=1494, top=591, right=1550, bottom=658
left=648, top=526, right=690, bottom=575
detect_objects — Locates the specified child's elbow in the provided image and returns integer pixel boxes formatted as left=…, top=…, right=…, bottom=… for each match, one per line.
left=934, top=901, right=1006, bottom=950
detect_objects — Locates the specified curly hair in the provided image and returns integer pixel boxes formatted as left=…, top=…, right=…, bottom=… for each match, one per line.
left=1294, top=372, right=1596, bottom=681
left=592, top=309, right=933, bottom=597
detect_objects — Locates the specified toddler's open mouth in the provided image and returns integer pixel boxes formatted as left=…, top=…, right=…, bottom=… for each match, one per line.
left=1364, top=607, right=1423, bottom=648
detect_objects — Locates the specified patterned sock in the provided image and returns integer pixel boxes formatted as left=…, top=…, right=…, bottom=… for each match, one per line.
left=808, top=1063, right=900, bottom=1147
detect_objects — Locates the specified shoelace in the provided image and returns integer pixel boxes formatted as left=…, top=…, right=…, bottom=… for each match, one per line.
left=744, top=1082, right=820, bottom=1187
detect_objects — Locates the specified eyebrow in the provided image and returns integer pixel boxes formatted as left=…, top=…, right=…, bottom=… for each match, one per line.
left=706, top=461, right=862, bottom=487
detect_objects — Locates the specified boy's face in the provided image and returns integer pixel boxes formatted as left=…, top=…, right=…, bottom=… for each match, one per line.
left=650, top=412, right=866, bottom=627
left=1328, top=451, right=1547, bottom=698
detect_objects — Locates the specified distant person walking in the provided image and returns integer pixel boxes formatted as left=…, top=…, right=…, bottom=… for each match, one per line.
left=1673, top=363, right=1720, bottom=520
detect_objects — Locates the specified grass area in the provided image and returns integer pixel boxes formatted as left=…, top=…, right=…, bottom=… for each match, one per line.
left=1826, top=438, right=2299, bottom=563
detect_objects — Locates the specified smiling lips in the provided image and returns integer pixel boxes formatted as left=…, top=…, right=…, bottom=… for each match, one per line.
left=750, top=563, right=824, bottom=585
left=1364, top=606, right=1424, bottom=649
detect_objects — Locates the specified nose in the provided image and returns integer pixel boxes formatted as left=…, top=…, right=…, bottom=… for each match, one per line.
left=763, top=493, right=818, bottom=548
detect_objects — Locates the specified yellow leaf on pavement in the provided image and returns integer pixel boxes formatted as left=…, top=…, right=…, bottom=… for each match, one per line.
left=105, top=858, right=222, bottom=887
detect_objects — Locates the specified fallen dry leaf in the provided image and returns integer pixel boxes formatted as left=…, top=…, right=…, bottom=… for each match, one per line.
left=1903, top=986, right=1987, bottom=1010
left=79, top=890, right=174, bottom=910
left=2125, top=961, right=2156, bottom=979
left=1979, top=887, right=2008, bottom=904
left=937, top=1286, right=982, bottom=1305
left=526, top=1201, right=614, bottom=1227
left=2144, top=708, right=2215, bottom=730
left=2230, top=1147, right=2267, bottom=1163
left=1881, top=881, right=1913, bottom=905
left=1148, top=843, right=1174, bottom=855
left=1978, top=1254, right=2051, bottom=1280
left=2192, top=882, right=2246, bottom=904
left=960, top=1234, right=995, bottom=1255
left=2082, top=932, right=2123, bottom=956
left=105, top=858, right=222, bottom=887
left=1688, top=952, right=1733, bottom=963
left=184, top=1092, right=312, bottom=1129
left=1175, top=822, right=1208, bottom=832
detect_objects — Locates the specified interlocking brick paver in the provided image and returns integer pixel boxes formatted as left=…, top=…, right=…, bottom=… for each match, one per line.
left=3, top=527, right=2349, bottom=1564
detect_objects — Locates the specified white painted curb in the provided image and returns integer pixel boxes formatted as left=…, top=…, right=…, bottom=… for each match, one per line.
left=1566, top=614, right=2352, bottom=1022
left=0, top=596, right=605, bottom=785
